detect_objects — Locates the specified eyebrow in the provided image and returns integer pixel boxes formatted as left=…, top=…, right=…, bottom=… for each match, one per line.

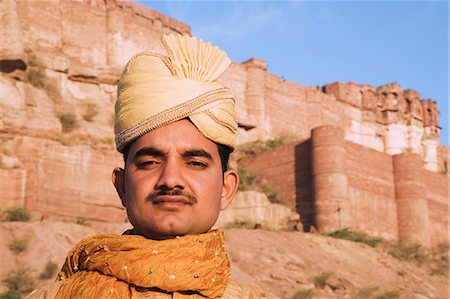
left=133, top=147, right=213, bottom=161
left=133, top=147, right=165, bottom=160
left=182, top=149, right=213, bottom=161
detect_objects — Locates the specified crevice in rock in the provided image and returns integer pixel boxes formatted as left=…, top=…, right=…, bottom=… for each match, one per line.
left=0, top=59, right=26, bottom=73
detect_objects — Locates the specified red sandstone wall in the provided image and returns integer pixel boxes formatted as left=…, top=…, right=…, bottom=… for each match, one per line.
left=221, top=63, right=248, bottom=124
left=241, top=129, right=448, bottom=244
left=423, top=171, right=449, bottom=244
left=238, top=139, right=312, bottom=232
left=238, top=142, right=298, bottom=210
left=262, top=75, right=348, bottom=142
left=437, top=145, right=449, bottom=174
left=264, top=76, right=310, bottom=139
left=294, top=140, right=314, bottom=231
left=345, top=142, right=398, bottom=240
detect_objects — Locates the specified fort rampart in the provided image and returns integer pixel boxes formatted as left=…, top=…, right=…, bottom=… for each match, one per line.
left=240, top=125, right=449, bottom=246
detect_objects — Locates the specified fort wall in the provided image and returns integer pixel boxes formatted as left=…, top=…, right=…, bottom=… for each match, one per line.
left=424, top=171, right=449, bottom=244
left=238, top=143, right=298, bottom=210
left=345, top=142, right=398, bottom=240
left=241, top=125, right=449, bottom=245
left=311, top=126, right=350, bottom=232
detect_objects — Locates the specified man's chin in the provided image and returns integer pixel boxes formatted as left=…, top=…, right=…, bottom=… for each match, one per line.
left=141, top=225, right=193, bottom=240
left=129, top=214, right=217, bottom=240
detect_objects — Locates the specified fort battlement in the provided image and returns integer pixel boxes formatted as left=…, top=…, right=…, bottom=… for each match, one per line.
left=324, top=81, right=440, bottom=128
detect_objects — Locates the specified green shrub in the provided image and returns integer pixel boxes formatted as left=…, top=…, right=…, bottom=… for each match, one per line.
left=261, top=185, right=281, bottom=204
left=8, top=238, right=29, bottom=254
left=224, top=221, right=258, bottom=229
left=322, top=228, right=384, bottom=248
left=235, top=140, right=266, bottom=159
left=58, top=112, right=79, bottom=133
left=2, top=268, right=36, bottom=294
left=235, top=135, right=294, bottom=160
left=82, top=102, right=100, bottom=122
left=75, top=218, right=90, bottom=226
left=356, top=286, right=379, bottom=298
left=292, top=289, right=314, bottom=299
left=1, top=207, right=31, bottom=222
left=313, top=272, right=331, bottom=289
left=375, top=290, right=400, bottom=299
left=104, top=137, right=115, bottom=145
left=0, top=290, right=21, bottom=299
left=40, top=261, right=58, bottom=279
left=223, top=220, right=273, bottom=230
left=265, top=135, right=292, bottom=150
left=27, top=66, right=47, bottom=88
left=386, top=242, right=423, bottom=262
left=429, top=243, right=449, bottom=275
left=237, top=169, right=257, bottom=191
left=385, top=241, right=449, bottom=275
left=26, top=53, right=47, bottom=89
left=237, top=168, right=281, bottom=203
left=27, top=53, right=40, bottom=67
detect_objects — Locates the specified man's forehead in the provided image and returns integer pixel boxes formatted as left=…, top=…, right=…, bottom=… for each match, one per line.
left=128, top=120, right=220, bottom=157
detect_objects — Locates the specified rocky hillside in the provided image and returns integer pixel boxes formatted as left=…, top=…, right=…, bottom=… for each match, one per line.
left=0, top=221, right=447, bottom=299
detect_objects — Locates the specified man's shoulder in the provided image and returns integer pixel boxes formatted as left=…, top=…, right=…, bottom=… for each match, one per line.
left=223, top=280, right=280, bottom=299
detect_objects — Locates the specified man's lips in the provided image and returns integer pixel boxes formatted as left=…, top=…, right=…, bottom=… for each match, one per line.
left=147, top=188, right=198, bottom=206
left=151, top=195, right=195, bottom=205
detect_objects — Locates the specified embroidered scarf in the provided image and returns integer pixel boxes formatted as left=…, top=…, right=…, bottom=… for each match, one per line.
left=55, top=230, right=231, bottom=298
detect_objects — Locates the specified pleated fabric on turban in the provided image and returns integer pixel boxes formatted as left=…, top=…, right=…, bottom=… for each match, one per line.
left=114, top=34, right=237, bottom=153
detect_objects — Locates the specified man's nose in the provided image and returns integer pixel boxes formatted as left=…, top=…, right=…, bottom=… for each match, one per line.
left=155, top=159, right=185, bottom=190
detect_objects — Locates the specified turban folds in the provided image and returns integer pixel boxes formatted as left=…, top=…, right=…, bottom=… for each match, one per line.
left=114, top=34, right=237, bottom=153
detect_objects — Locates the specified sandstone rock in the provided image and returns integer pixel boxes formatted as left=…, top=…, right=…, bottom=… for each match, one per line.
left=68, top=66, right=121, bottom=85
left=0, top=154, right=20, bottom=169
left=0, top=136, right=125, bottom=222
left=0, top=76, right=25, bottom=110
left=410, top=293, right=432, bottom=299
left=0, top=1, right=25, bottom=65
left=296, top=282, right=315, bottom=290
left=215, top=191, right=298, bottom=230
left=0, top=168, right=27, bottom=209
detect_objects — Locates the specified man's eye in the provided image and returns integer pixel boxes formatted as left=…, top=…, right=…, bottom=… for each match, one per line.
left=188, top=161, right=208, bottom=169
left=138, top=161, right=159, bottom=168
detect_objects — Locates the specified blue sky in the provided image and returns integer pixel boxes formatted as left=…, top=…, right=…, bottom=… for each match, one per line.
left=138, top=0, right=448, bottom=146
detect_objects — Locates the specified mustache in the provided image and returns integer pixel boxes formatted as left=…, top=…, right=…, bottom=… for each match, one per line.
left=147, top=188, right=197, bottom=205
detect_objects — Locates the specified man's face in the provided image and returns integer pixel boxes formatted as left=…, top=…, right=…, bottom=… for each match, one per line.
left=112, top=119, right=238, bottom=239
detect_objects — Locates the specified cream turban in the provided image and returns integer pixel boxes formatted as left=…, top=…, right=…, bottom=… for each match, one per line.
left=114, top=34, right=237, bottom=153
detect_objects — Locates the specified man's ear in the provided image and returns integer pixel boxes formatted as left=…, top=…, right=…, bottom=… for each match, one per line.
left=220, top=169, right=239, bottom=210
left=112, top=167, right=126, bottom=208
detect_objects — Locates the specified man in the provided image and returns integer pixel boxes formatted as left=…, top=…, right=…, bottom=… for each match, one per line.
left=27, top=34, right=277, bottom=298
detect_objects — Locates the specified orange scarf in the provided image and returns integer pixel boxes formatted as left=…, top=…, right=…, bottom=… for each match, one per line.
left=55, top=230, right=231, bottom=298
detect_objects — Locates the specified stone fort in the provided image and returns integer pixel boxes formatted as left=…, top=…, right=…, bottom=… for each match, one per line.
left=0, top=0, right=448, bottom=246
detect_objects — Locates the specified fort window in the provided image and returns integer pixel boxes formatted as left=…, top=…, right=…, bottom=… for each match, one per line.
left=406, top=98, right=412, bottom=112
